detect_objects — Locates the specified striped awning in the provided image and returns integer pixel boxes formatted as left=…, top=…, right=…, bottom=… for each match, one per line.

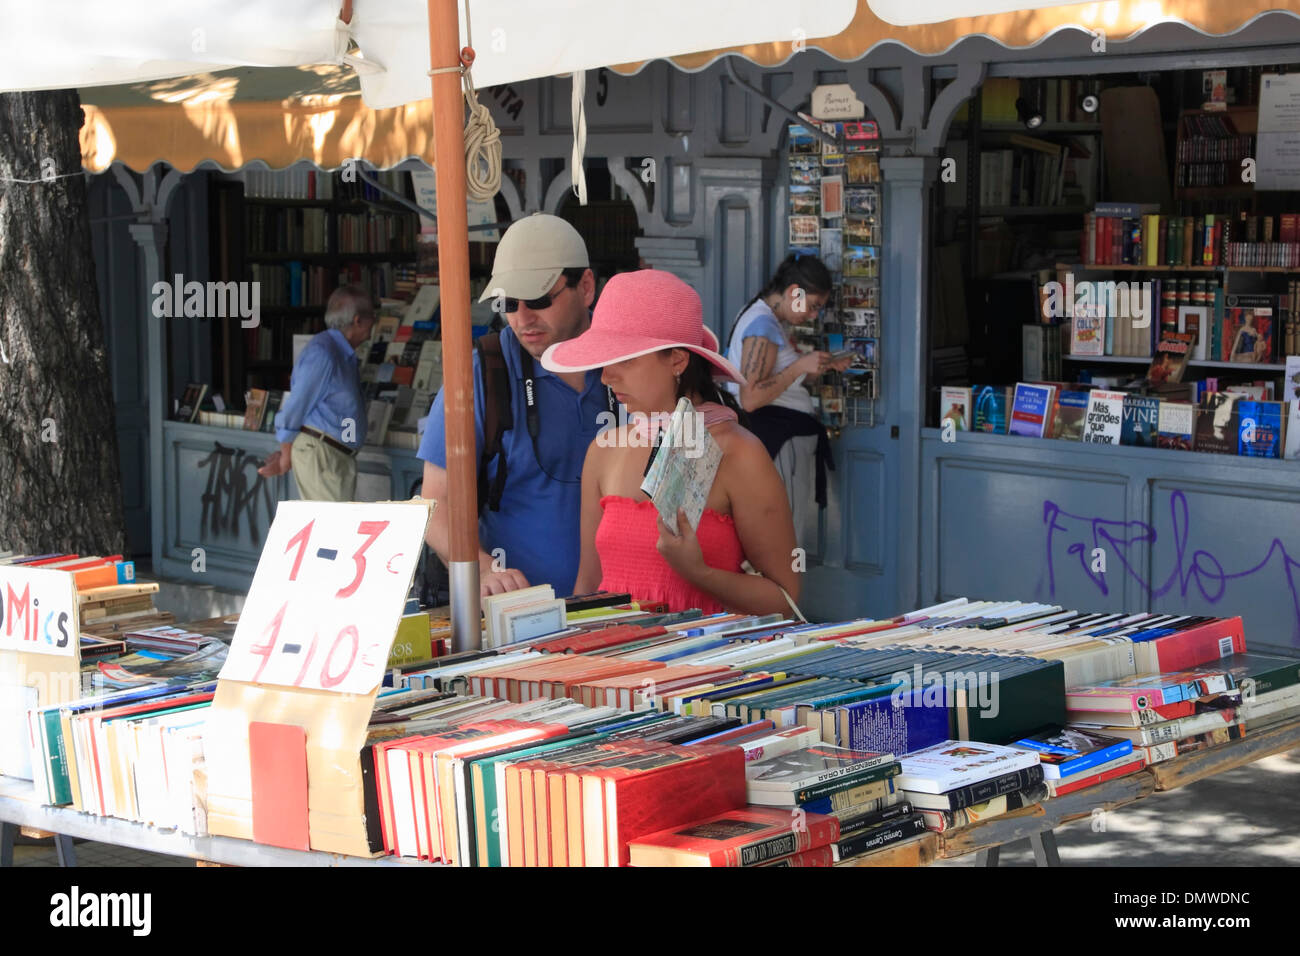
left=73, top=1, right=1300, bottom=173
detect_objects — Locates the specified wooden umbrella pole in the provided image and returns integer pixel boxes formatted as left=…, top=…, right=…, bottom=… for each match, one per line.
left=427, top=0, right=480, bottom=652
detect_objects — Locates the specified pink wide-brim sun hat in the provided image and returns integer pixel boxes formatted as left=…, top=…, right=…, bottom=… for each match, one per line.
left=540, top=269, right=746, bottom=385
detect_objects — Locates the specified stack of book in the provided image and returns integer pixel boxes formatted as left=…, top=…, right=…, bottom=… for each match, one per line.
left=743, top=744, right=924, bottom=863
left=1064, top=652, right=1300, bottom=764
left=1010, top=726, right=1144, bottom=797
left=628, top=804, right=843, bottom=867
left=896, top=740, right=1046, bottom=832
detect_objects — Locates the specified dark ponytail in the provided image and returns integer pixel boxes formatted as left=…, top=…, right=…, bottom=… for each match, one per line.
left=676, top=352, right=748, bottom=427
left=729, top=253, right=834, bottom=345
left=758, top=253, right=833, bottom=300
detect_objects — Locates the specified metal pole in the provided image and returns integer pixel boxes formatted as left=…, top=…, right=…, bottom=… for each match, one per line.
left=427, top=0, right=480, bottom=652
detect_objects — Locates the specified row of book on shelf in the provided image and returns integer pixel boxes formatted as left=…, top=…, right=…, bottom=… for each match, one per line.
left=940, top=379, right=1300, bottom=458
left=17, top=576, right=1299, bottom=866
left=1079, top=203, right=1300, bottom=269
left=247, top=261, right=421, bottom=315
left=1055, top=278, right=1300, bottom=364
left=238, top=167, right=414, bottom=202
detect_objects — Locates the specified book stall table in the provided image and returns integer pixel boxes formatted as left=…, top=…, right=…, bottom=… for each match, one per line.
left=4, top=718, right=1298, bottom=869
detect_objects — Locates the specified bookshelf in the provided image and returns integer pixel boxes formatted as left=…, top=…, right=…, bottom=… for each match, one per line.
left=1063, top=354, right=1285, bottom=372
left=209, top=169, right=427, bottom=398
left=1173, top=106, right=1257, bottom=202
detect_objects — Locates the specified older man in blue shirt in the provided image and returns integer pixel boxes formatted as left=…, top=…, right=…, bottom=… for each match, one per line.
left=419, top=214, right=610, bottom=598
left=258, top=284, right=374, bottom=500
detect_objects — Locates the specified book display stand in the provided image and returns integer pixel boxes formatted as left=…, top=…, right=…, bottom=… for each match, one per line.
left=786, top=119, right=882, bottom=431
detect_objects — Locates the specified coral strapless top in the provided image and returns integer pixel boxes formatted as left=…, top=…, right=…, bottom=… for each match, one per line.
left=595, top=495, right=745, bottom=614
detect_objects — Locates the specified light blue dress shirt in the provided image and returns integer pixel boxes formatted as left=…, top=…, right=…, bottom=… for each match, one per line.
left=275, top=328, right=367, bottom=449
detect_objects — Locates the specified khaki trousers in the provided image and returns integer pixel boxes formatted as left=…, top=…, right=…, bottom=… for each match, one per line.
left=291, top=431, right=358, bottom=502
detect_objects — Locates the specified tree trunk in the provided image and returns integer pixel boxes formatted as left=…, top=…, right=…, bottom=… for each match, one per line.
left=0, top=90, right=126, bottom=555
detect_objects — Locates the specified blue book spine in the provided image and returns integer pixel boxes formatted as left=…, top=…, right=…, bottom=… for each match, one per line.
left=1055, top=740, right=1134, bottom=776
left=1125, top=627, right=1178, bottom=643
left=839, top=690, right=952, bottom=755
left=799, top=778, right=898, bottom=815
left=653, top=637, right=734, bottom=661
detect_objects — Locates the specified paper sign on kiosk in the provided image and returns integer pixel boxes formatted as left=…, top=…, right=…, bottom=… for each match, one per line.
left=218, top=499, right=428, bottom=695
left=0, top=565, right=81, bottom=779
left=205, top=498, right=433, bottom=856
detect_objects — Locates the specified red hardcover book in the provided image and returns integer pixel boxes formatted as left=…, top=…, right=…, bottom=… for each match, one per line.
left=1046, top=754, right=1147, bottom=797
left=376, top=725, right=511, bottom=856
left=249, top=722, right=310, bottom=851
left=592, top=744, right=747, bottom=866
left=544, top=625, right=668, bottom=655
left=757, top=845, right=836, bottom=867
left=26, top=554, right=79, bottom=566
left=1134, top=616, right=1246, bottom=673
left=627, top=804, right=839, bottom=866
left=64, top=556, right=125, bottom=571
left=684, top=720, right=777, bottom=747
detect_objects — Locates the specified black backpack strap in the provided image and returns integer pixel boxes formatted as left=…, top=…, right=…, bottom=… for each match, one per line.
left=475, top=332, right=513, bottom=514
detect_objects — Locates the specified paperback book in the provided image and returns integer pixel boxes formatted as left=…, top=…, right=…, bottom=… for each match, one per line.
left=1052, top=389, right=1091, bottom=441
left=1120, top=395, right=1160, bottom=447
left=1156, top=401, right=1195, bottom=450
left=972, top=385, right=1011, bottom=434
left=1009, top=383, right=1057, bottom=438
left=1082, top=390, right=1126, bottom=444
left=1011, top=726, right=1133, bottom=779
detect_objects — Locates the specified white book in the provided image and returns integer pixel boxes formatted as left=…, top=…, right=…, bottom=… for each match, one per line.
left=741, top=726, right=822, bottom=763
left=896, top=739, right=1040, bottom=794
left=746, top=745, right=895, bottom=791
left=387, top=748, right=420, bottom=858
left=1082, top=389, right=1126, bottom=444
left=1285, top=356, right=1300, bottom=459
left=939, top=387, right=971, bottom=432
left=482, top=585, right=556, bottom=649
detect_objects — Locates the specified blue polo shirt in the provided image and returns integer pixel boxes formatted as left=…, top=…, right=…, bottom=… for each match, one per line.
left=417, top=326, right=609, bottom=597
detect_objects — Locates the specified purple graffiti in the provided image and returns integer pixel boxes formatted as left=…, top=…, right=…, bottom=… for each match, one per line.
left=1043, top=490, right=1300, bottom=642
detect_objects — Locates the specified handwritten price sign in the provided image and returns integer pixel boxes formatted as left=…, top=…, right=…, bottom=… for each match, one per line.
left=218, top=499, right=432, bottom=695
left=0, top=565, right=78, bottom=657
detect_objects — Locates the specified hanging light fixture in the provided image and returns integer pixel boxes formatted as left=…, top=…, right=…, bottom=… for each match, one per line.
left=1016, top=78, right=1044, bottom=129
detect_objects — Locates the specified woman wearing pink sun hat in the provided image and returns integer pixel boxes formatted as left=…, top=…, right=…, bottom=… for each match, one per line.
left=541, top=269, right=801, bottom=616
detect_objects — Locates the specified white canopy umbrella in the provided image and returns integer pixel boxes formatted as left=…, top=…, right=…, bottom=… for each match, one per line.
left=0, top=0, right=857, bottom=650
left=0, top=0, right=856, bottom=105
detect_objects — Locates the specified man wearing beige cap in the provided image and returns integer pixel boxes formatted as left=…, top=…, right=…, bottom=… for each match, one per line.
left=419, top=213, right=612, bottom=598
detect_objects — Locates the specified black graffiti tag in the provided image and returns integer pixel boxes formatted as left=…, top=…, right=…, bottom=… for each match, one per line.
left=198, top=442, right=274, bottom=545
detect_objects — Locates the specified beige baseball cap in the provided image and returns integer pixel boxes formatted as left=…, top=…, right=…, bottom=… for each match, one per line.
left=476, top=213, right=590, bottom=302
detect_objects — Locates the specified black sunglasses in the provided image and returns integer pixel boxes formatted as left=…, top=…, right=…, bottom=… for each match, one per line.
left=500, top=285, right=572, bottom=314
left=496, top=268, right=586, bottom=313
